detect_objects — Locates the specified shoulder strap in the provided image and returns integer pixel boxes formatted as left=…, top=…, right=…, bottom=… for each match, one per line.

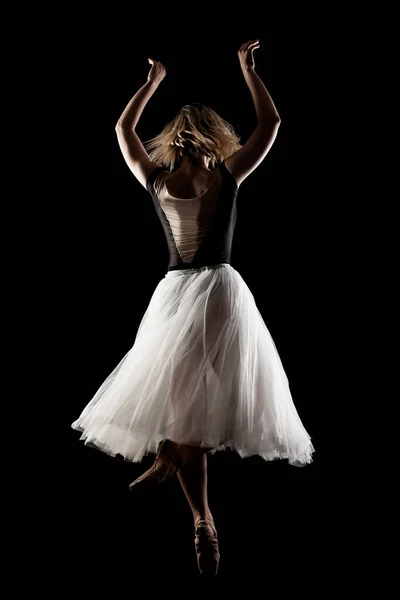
left=218, top=160, right=230, bottom=177
left=218, top=159, right=237, bottom=188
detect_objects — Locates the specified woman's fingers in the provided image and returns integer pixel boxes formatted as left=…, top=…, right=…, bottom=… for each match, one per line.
left=246, top=40, right=260, bottom=50
left=239, top=41, right=251, bottom=52
left=239, top=40, right=260, bottom=53
left=148, top=58, right=165, bottom=68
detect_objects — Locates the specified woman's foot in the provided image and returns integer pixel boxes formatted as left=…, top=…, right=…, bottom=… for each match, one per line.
left=128, top=440, right=182, bottom=492
left=129, top=440, right=207, bottom=492
left=194, top=515, right=220, bottom=576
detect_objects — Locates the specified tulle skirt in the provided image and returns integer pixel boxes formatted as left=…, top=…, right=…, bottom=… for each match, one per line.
left=72, top=263, right=314, bottom=466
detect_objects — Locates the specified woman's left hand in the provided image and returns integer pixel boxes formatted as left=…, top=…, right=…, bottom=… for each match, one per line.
left=147, top=58, right=166, bottom=85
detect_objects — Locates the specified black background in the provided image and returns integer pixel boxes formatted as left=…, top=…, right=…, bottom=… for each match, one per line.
left=65, top=14, right=346, bottom=590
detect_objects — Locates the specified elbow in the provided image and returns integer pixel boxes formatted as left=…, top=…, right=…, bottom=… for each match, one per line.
left=259, top=113, right=281, bottom=129
left=115, top=121, right=132, bottom=133
left=273, top=113, right=281, bottom=126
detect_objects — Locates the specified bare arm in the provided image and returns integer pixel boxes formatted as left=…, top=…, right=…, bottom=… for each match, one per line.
left=115, top=59, right=166, bottom=189
left=225, top=40, right=281, bottom=186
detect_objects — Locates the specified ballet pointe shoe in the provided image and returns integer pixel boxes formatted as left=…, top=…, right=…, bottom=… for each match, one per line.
left=194, top=516, right=220, bottom=576
left=128, top=440, right=182, bottom=492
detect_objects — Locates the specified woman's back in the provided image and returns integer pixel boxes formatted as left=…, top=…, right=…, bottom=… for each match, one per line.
left=163, top=165, right=219, bottom=200
left=147, top=161, right=239, bottom=271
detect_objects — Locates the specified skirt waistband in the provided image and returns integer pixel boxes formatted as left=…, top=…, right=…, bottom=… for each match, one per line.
left=165, top=263, right=231, bottom=277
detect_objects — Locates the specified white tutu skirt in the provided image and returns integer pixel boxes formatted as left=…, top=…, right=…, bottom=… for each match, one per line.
left=72, top=263, right=314, bottom=466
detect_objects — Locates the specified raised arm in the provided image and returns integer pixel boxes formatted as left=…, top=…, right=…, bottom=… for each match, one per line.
left=224, top=40, right=281, bottom=186
left=115, top=59, right=166, bottom=189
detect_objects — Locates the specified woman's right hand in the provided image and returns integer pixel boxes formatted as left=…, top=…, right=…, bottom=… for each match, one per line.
left=147, top=58, right=166, bottom=85
left=238, top=40, right=260, bottom=71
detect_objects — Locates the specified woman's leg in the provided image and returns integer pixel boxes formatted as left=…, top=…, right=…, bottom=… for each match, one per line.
left=177, top=452, right=220, bottom=576
left=177, top=452, right=213, bottom=524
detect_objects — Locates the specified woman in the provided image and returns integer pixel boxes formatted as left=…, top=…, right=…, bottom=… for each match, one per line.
left=72, top=40, right=314, bottom=576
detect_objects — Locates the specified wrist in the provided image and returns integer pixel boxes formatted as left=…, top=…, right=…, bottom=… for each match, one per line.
left=147, top=78, right=161, bottom=88
left=241, top=65, right=255, bottom=75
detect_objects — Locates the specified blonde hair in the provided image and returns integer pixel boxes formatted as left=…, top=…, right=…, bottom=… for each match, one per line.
left=144, top=103, right=242, bottom=171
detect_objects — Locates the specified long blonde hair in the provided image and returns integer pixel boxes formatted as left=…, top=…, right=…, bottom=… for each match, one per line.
left=144, top=103, right=242, bottom=171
